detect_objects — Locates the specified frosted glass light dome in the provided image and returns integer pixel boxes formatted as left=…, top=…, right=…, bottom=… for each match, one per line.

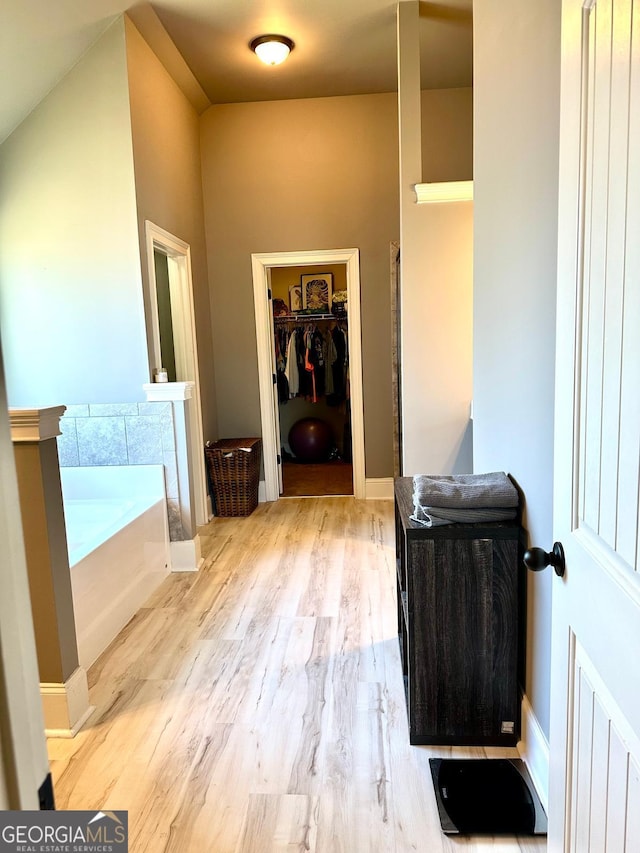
left=250, top=35, right=294, bottom=66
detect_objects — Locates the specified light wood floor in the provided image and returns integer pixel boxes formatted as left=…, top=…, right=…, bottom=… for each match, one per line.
left=48, top=498, right=546, bottom=852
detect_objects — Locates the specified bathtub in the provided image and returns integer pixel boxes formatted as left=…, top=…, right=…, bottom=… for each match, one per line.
left=60, top=465, right=170, bottom=669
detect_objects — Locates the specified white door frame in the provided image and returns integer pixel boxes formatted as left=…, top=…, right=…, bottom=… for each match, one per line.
left=144, top=221, right=208, bottom=526
left=265, top=267, right=284, bottom=495
left=252, top=248, right=365, bottom=501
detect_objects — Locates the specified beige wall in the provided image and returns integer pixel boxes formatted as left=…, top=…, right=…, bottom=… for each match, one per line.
left=0, top=19, right=147, bottom=407
left=474, top=0, right=561, bottom=741
left=0, top=740, right=7, bottom=809
left=200, top=93, right=400, bottom=478
left=421, top=87, right=473, bottom=182
left=125, top=18, right=217, bottom=439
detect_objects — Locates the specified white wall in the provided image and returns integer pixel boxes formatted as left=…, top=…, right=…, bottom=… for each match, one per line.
left=400, top=202, right=473, bottom=475
left=0, top=19, right=148, bottom=407
left=473, top=0, right=561, bottom=739
left=398, top=2, right=473, bottom=476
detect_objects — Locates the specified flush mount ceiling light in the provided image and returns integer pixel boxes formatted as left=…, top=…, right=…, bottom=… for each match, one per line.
left=250, top=34, right=294, bottom=66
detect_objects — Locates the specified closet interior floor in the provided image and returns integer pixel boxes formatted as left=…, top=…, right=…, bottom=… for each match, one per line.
left=282, top=460, right=353, bottom=497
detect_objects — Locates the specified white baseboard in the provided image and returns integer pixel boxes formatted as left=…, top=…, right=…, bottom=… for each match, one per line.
left=365, top=477, right=394, bottom=500
left=170, top=534, right=203, bottom=572
left=41, top=666, right=94, bottom=738
left=518, top=693, right=549, bottom=812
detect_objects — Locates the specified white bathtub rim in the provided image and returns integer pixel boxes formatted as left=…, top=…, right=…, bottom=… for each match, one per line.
left=60, top=464, right=165, bottom=501
left=60, top=464, right=167, bottom=566
left=65, top=495, right=163, bottom=567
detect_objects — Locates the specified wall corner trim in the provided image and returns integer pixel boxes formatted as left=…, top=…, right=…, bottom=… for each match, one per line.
left=9, top=407, right=67, bottom=442
left=414, top=181, right=474, bottom=204
left=170, top=535, right=203, bottom=572
left=365, top=477, right=394, bottom=500
left=518, top=693, right=550, bottom=812
left=41, top=666, right=93, bottom=739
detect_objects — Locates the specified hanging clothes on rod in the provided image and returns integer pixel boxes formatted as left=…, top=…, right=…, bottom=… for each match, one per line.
left=273, top=315, right=348, bottom=405
left=285, top=328, right=299, bottom=397
left=274, top=323, right=290, bottom=402
left=327, top=323, right=348, bottom=406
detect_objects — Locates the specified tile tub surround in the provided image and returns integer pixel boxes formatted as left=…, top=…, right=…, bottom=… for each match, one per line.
left=57, top=402, right=181, bottom=538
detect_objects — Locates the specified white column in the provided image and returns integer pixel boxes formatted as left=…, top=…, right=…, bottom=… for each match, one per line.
left=9, top=406, right=93, bottom=738
left=0, top=395, right=50, bottom=803
left=143, top=382, right=204, bottom=571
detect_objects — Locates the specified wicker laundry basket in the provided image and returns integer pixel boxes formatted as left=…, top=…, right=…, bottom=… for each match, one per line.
left=205, top=437, right=262, bottom=517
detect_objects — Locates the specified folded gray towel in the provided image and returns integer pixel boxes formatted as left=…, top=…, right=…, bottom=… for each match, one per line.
left=412, top=472, right=518, bottom=509
left=410, top=504, right=518, bottom=527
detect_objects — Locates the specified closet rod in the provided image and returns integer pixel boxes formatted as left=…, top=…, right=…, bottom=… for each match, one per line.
left=274, top=313, right=345, bottom=323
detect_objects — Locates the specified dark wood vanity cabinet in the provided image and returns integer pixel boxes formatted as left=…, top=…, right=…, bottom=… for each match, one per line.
left=394, top=477, right=524, bottom=746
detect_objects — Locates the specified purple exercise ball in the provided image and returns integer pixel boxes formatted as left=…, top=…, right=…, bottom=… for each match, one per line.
left=289, top=418, right=333, bottom=463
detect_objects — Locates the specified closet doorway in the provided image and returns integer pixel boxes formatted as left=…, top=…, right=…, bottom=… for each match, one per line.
left=273, top=265, right=352, bottom=497
left=252, top=249, right=365, bottom=501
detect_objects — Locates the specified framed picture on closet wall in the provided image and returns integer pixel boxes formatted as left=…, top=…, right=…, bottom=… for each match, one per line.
left=289, top=284, right=302, bottom=313
left=301, top=273, right=332, bottom=313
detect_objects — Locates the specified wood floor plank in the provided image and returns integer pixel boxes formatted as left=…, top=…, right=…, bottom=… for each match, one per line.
left=47, top=497, right=546, bottom=852
left=351, top=681, right=395, bottom=853
left=52, top=677, right=173, bottom=810
left=286, top=616, right=334, bottom=796
left=235, top=793, right=319, bottom=852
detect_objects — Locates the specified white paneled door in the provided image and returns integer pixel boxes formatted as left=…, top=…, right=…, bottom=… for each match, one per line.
left=550, top=0, right=640, bottom=850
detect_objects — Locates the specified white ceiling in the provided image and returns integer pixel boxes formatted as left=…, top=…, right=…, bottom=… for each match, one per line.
left=1, top=0, right=472, bottom=144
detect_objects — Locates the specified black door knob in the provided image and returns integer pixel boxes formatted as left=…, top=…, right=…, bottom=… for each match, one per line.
left=523, top=542, right=565, bottom=577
